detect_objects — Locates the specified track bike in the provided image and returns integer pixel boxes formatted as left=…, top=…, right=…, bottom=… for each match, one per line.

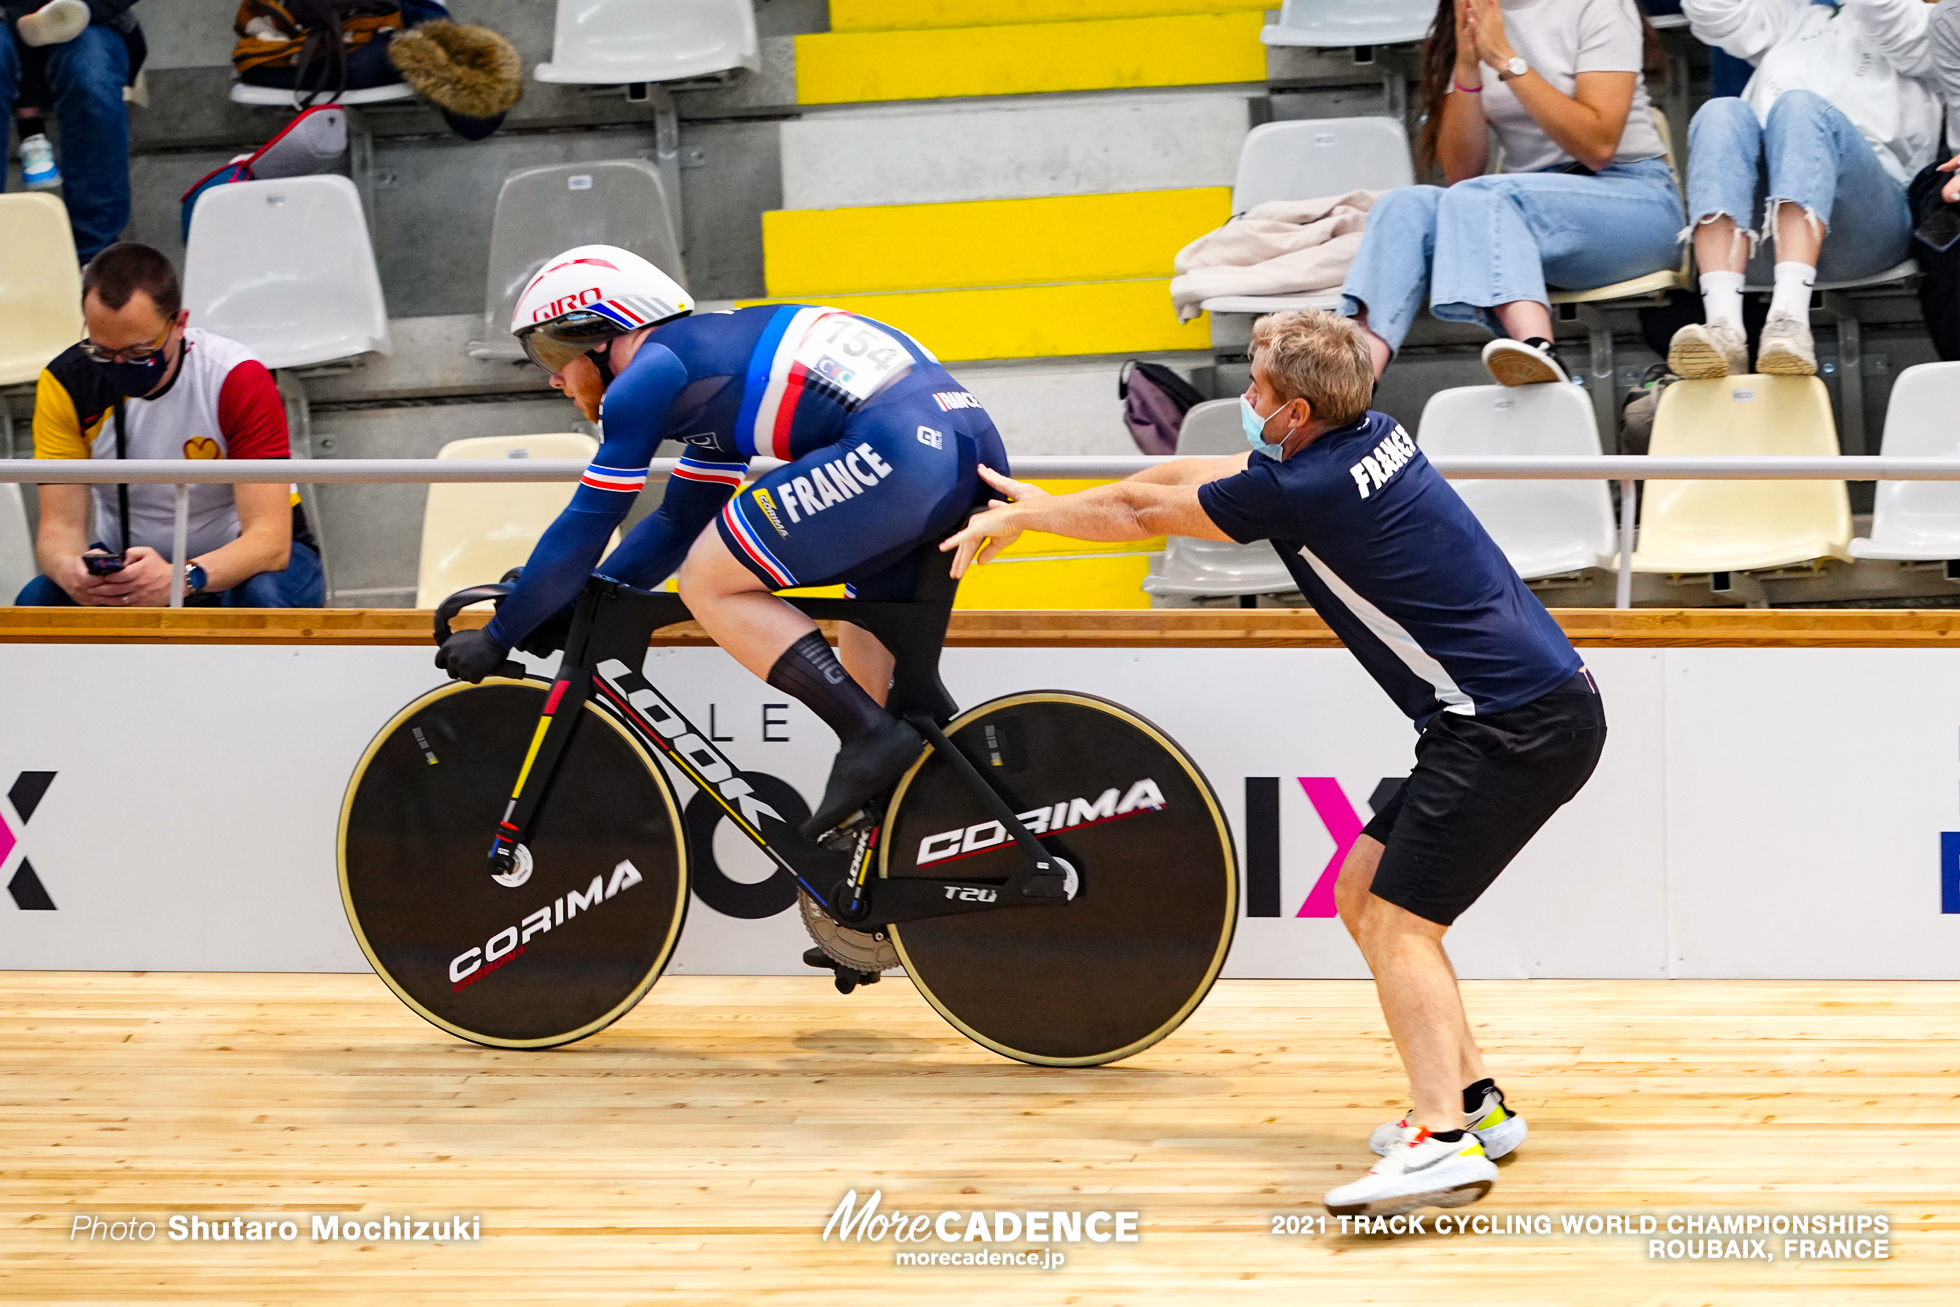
left=337, top=549, right=1238, bottom=1065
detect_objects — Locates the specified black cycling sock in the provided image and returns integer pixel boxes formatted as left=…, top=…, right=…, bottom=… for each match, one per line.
left=1463, top=1078, right=1498, bottom=1114
left=767, top=631, right=886, bottom=742
left=1427, top=1129, right=1466, bottom=1142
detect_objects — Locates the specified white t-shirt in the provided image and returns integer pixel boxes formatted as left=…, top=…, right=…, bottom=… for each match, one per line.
left=1481, top=0, right=1669, bottom=174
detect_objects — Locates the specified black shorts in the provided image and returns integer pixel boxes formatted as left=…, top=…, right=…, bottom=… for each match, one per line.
left=1360, top=672, right=1607, bottom=927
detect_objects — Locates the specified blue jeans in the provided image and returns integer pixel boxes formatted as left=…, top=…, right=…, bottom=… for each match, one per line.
left=1685, top=92, right=1911, bottom=283
left=1341, top=157, right=1683, bottom=352
left=14, top=541, right=328, bottom=607
left=0, top=25, right=131, bottom=262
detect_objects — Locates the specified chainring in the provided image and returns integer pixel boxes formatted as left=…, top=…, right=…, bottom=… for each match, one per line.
left=799, top=889, right=900, bottom=973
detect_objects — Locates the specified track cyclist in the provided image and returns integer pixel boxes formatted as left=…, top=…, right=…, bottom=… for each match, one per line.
left=432, top=244, right=1009, bottom=840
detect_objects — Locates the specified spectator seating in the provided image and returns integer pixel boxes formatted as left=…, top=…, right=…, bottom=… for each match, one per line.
left=1850, top=362, right=1960, bottom=566
left=535, top=0, right=759, bottom=85
left=183, top=176, right=392, bottom=370
left=1200, top=118, right=1415, bottom=338
left=1144, top=398, right=1298, bottom=602
left=1416, top=383, right=1617, bottom=579
left=0, top=193, right=83, bottom=389
left=471, top=161, right=687, bottom=362
left=1260, top=0, right=1433, bottom=48
left=1547, top=110, right=1688, bottom=446
left=1740, top=258, right=1920, bottom=457
left=0, top=483, right=34, bottom=606
left=1630, top=375, right=1852, bottom=576
left=415, top=433, right=613, bottom=609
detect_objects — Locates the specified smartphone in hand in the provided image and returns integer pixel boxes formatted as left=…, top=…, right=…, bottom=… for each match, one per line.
left=82, top=553, right=127, bottom=576
left=1917, top=203, right=1960, bottom=254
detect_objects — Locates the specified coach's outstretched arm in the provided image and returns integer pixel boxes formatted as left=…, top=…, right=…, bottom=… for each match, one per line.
left=942, top=461, right=1244, bottom=578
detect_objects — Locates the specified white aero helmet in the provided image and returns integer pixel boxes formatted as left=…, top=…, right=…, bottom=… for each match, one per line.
left=510, top=244, right=692, bottom=375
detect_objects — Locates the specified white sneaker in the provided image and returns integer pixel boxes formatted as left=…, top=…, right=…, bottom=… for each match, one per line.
left=1368, top=1083, right=1528, bottom=1160
left=1756, top=311, right=1817, bottom=376
left=1482, top=336, right=1570, bottom=386
left=1325, top=1127, right=1497, bottom=1217
left=1667, top=321, right=1749, bottom=379
left=18, top=0, right=90, bottom=47
left=20, top=134, right=61, bottom=191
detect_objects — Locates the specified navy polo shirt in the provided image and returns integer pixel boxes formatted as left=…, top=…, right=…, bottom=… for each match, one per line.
left=1197, top=409, right=1581, bottom=728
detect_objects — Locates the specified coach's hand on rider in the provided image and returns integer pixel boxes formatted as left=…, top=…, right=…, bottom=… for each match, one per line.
left=435, top=627, right=512, bottom=683
left=941, top=466, right=1047, bottom=578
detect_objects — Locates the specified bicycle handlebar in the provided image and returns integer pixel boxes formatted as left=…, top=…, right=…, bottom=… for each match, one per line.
left=433, top=583, right=514, bottom=644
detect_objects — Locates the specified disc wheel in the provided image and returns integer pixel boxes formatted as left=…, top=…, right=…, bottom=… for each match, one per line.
left=881, top=692, right=1236, bottom=1066
left=339, top=678, right=688, bottom=1049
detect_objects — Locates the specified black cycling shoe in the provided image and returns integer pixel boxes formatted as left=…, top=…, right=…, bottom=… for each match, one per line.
left=798, top=716, right=924, bottom=841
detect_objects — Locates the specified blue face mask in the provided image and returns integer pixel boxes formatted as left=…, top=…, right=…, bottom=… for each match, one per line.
left=1240, top=395, right=1289, bottom=460
left=93, top=356, right=168, bottom=398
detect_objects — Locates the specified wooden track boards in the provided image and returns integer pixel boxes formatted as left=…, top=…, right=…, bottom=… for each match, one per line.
left=4, top=973, right=1957, bottom=1304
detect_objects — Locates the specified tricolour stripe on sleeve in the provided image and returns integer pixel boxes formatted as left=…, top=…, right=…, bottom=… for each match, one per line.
left=673, top=456, right=748, bottom=488
left=580, top=464, right=649, bottom=493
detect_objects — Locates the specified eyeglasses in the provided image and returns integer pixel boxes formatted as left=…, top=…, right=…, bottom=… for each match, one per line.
left=79, top=318, right=175, bottom=366
left=516, top=311, right=624, bottom=376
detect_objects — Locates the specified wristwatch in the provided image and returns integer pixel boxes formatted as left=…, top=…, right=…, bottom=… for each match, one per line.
left=1499, top=55, right=1529, bottom=81
left=184, top=562, right=208, bottom=595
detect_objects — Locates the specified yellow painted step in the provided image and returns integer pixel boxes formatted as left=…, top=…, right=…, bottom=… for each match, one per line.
left=831, top=0, right=1268, bottom=32
left=738, top=280, right=1208, bottom=362
left=995, top=481, right=1164, bottom=557
left=953, top=552, right=1157, bottom=609
left=795, top=12, right=1266, bottom=105
left=763, top=189, right=1230, bottom=298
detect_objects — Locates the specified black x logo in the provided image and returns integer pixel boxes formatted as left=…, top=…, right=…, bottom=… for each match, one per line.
left=4, top=772, right=58, bottom=911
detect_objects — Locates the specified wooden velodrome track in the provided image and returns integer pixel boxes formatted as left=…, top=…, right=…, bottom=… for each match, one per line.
left=5, top=609, right=1959, bottom=1306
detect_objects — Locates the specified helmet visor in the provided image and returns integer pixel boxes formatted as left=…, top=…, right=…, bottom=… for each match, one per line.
left=517, top=311, right=625, bottom=376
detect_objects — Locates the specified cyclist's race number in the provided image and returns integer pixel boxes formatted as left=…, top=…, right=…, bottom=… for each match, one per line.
left=794, top=314, right=912, bottom=403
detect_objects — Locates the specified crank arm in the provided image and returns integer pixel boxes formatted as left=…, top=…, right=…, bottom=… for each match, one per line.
left=842, top=870, right=1074, bottom=930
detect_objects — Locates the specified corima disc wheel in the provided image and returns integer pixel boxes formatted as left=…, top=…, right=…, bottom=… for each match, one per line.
left=339, top=679, right=688, bottom=1049
left=881, top=692, right=1237, bottom=1066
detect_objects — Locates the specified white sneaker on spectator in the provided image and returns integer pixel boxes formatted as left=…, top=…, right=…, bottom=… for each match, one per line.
left=1666, top=321, right=1748, bottom=379
left=1482, top=337, right=1570, bottom=386
left=18, top=0, right=90, bottom=47
left=1756, top=311, right=1818, bottom=376
left=20, top=134, right=61, bottom=191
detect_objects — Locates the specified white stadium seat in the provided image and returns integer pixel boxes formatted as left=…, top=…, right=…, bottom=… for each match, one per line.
left=471, top=161, right=687, bottom=361
left=415, top=433, right=617, bottom=609
left=183, top=175, right=391, bottom=370
left=1417, top=383, right=1617, bottom=579
left=1144, top=400, right=1297, bottom=600
left=1202, top=119, right=1415, bottom=335
left=228, top=82, right=415, bottom=108
left=1260, top=0, right=1434, bottom=47
left=1850, top=362, right=1960, bottom=563
left=1631, top=375, right=1852, bottom=575
left=534, top=0, right=759, bottom=86
left=0, top=483, right=35, bottom=605
left=1231, top=118, right=1416, bottom=214
left=0, top=193, right=82, bottom=387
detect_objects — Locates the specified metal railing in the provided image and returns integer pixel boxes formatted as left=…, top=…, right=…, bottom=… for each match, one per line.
left=6, top=455, right=1957, bottom=610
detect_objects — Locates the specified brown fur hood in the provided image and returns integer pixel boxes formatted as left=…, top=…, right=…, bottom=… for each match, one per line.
left=389, top=20, right=522, bottom=120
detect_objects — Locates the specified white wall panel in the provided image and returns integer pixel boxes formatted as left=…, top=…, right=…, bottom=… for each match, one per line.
left=780, top=91, right=1252, bottom=210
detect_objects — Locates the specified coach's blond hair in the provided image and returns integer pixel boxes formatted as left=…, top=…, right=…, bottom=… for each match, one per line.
left=1249, top=311, right=1373, bottom=430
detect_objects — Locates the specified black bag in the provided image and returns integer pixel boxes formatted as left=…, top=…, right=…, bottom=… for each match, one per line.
left=1118, top=361, right=1204, bottom=456
left=1908, top=134, right=1960, bottom=363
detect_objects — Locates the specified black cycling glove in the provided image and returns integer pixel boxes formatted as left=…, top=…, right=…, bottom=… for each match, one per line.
left=434, top=628, right=509, bottom=683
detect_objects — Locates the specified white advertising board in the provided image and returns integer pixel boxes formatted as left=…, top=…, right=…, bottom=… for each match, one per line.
left=1, top=642, right=1956, bottom=978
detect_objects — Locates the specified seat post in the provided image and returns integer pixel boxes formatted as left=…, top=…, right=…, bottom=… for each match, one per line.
left=1821, top=291, right=1865, bottom=456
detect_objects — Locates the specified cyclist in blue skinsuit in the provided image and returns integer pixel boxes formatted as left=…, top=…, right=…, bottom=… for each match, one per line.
left=434, top=244, right=1010, bottom=838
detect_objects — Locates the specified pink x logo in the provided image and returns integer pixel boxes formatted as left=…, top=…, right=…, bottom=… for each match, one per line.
left=1294, top=778, right=1362, bottom=918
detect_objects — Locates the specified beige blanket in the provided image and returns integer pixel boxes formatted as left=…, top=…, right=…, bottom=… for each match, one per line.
left=1169, top=190, right=1382, bottom=323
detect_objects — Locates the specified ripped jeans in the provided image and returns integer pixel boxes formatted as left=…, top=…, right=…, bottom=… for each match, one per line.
left=1686, top=91, right=1911, bottom=282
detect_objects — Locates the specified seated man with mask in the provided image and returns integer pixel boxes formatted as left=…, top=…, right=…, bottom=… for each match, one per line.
left=18, top=242, right=324, bottom=608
